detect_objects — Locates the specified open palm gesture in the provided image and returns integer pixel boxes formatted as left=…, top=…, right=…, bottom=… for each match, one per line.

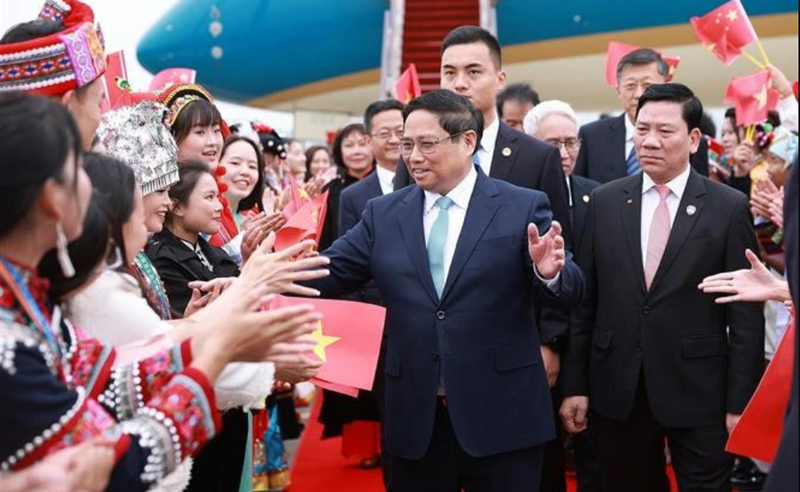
left=528, top=221, right=566, bottom=280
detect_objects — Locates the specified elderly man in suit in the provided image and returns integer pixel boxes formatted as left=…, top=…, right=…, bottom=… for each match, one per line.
left=560, top=83, right=764, bottom=491
left=574, top=49, right=709, bottom=184
left=311, top=89, right=584, bottom=491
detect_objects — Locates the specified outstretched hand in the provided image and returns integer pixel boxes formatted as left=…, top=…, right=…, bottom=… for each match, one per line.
left=528, top=221, right=566, bottom=280
left=698, top=249, right=791, bottom=303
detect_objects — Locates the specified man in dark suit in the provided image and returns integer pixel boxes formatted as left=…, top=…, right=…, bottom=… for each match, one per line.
left=560, top=84, right=764, bottom=491
left=574, top=49, right=709, bottom=185
left=526, top=99, right=602, bottom=492
left=393, top=27, right=574, bottom=418
left=311, top=90, right=584, bottom=491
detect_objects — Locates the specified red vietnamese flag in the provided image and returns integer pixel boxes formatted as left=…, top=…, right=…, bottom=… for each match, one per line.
left=727, top=322, right=795, bottom=462
left=394, top=63, right=422, bottom=103
left=605, top=41, right=681, bottom=87
left=274, top=191, right=329, bottom=251
left=707, top=136, right=725, bottom=158
left=149, top=68, right=197, bottom=93
left=273, top=296, right=386, bottom=394
left=282, top=175, right=312, bottom=219
left=725, top=70, right=780, bottom=126
left=691, top=0, right=758, bottom=65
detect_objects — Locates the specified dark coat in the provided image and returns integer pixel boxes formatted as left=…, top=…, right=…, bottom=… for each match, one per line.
left=569, top=174, right=602, bottom=245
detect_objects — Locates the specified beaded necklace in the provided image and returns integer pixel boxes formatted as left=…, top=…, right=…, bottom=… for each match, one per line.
left=131, top=252, right=171, bottom=320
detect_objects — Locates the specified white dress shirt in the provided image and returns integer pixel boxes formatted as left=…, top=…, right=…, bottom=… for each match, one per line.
left=625, top=113, right=636, bottom=161
left=640, top=165, right=691, bottom=265
left=423, top=167, right=478, bottom=287
left=476, top=116, right=500, bottom=176
left=375, top=165, right=396, bottom=196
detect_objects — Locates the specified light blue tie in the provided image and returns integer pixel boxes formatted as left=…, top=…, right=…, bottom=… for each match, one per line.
left=626, top=147, right=641, bottom=176
left=472, top=152, right=481, bottom=170
left=428, top=196, right=454, bottom=299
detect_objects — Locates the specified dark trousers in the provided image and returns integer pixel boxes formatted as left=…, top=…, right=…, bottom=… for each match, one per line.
left=540, top=391, right=566, bottom=492
left=593, top=379, right=733, bottom=492
left=387, top=400, right=543, bottom=492
left=185, top=409, right=247, bottom=492
left=573, top=427, right=603, bottom=492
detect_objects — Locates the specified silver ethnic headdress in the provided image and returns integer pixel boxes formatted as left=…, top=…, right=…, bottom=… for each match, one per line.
left=96, top=101, right=180, bottom=195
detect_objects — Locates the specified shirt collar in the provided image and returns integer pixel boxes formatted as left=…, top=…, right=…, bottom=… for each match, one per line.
left=375, top=165, right=396, bottom=190
left=642, top=165, right=692, bottom=199
left=424, top=165, right=478, bottom=214
left=481, top=116, right=501, bottom=156
left=625, top=113, right=636, bottom=143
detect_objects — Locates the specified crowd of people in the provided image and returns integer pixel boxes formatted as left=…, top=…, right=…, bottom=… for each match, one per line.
left=0, top=1, right=797, bottom=492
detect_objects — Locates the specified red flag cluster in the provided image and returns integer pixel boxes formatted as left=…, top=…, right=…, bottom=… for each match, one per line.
left=605, top=41, right=681, bottom=88
left=724, top=70, right=780, bottom=126
left=394, top=63, right=422, bottom=104
left=274, top=177, right=329, bottom=252
left=691, top=0, right=758, bottom=66
left=273, top=296, right=386, bottom=397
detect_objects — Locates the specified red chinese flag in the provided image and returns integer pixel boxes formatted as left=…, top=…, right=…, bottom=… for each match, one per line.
left=724, top=70, right=781, bottom=126
left=691, top=0, right=758, bottom=65
left=394, top=63, right=422, bottom=103
left=149, top=68, right=197, bottom=93
left=282, top=175, right=311, bottom=219
left=727, top=322, right=795, bottom=463
left=274, top=191, right=329, bottom=251
left=274, top=296, right=386, bottom=394
left=605, top=41, right=681, bottom=87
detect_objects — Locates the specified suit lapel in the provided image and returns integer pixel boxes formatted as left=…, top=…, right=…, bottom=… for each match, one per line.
left=610, top=115, right=627, bottom=178
left=489, top=122, right=519, bottom=182
left=367, top=172, right=383, bottom=198
left=397, top=188, right=439, bottom=304
left=440, top=172, right=501, bottom=303
left=648, top=171, right=706, bottom=295
left=620, top=175, right=647, bottom=296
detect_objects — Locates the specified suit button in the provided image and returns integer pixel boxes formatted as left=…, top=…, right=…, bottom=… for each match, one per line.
left=436, top=311, right=446, bottom=320
left=635, top=345, right=643, bottom=353
left=642, top=306, right=652, bottom=316
left=431, top=353, right=440, bottom=362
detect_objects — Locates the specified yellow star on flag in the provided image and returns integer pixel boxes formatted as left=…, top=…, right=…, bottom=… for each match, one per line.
left=754, top=84, right=769, bottom=110
left=727, top=9, right=739, bottom=22
left=705, top=43, right=717, bottom=52
left=311, top=321, right=340, bottom=362
left=299, top=188, right=310, bottom=200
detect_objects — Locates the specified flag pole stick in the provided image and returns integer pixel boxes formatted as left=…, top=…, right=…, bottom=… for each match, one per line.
left=742, top=51, right=766, bottom=70
left=755, top=39, right=771, bottom=66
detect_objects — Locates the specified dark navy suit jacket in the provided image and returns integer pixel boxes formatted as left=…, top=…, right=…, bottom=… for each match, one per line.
left=313, top=170, right=585, bottom=460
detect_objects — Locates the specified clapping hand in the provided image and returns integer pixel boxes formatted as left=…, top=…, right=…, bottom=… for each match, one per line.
left=528, top=221, right=566, bottom=281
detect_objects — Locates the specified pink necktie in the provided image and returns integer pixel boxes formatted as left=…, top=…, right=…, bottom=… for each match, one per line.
left=645, top=185, right=673, bottom=290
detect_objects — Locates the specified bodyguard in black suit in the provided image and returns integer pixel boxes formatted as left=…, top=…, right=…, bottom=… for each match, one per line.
left=569, top=175, right=601, bottom=245
left=574, top=49, right=709, bottom=185
left=561, top=84, right=764, bottom=492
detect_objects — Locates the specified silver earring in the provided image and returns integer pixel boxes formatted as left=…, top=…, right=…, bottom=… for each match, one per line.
left=55, top=223, right=75, bottom=278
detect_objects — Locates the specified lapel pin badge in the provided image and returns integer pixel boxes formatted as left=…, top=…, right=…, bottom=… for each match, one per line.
left=627, top=198, right=634, bottom=205
left=502, top=147, right=512, bottom=157
left=686, top=205, right=697, bottom=216
left=583, top=195, right=591, bottom=203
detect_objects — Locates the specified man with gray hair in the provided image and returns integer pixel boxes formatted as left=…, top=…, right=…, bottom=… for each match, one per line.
left=526, top=101, right=602, bottom=243
left=573, top=49, right=708, bottom=184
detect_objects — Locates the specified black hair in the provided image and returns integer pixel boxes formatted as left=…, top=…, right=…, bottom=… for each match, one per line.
left=441, top=26, right=502, bottom=69
left=616, top=48, right=669, bottom=85
left=636, top=83, right=703, bottom=132
left=170, top=99, right=223, bottom=146
left=364, top=99, right=405, bottom=133
left=304, top=145, right=332, bottom=182
left=496, top=83, right=540, bottom=117
left=38, top=197, right=111, bottom=300
left=403, top=89, right=484, bottom=154
left=1, top=19, right=62, bottom=44
left=82, top=153, right=137, bottom=266
left=165, top=161, right=214, bottom=227
left=220, top=136, right=265, bottom=213
left=332, top=123, right=369, bottom=169
left=0, top=92, right=82, bottom=237
left=699, top=113, right=717, bottom=138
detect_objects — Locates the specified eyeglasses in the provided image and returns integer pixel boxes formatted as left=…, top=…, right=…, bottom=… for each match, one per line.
left=399, top=131, right=468, bottom=157
left=545, top=138, right=582, bottom=153
left=371, top=128, right=404, bottom=141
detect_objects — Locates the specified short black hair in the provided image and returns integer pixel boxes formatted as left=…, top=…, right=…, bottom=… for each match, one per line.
left=617, top=48, right=669, bottom=85
left=497, top=83, right=540, bottom=117
left=699, top=113, right=717, bottom=138
left=332, top=123, right=368, bottom=169
left=442, top=26, right=502, bottom=69
left=636, top=83, right=703, bottom=132
left=166, top=161, right=215, bottom=227
left=0, top=19, right=62, bottom=44
left=403, top=89, right=484, bottom=154
left=364, top=99, right=405, bottom=133
left=170, top=99, right=223, bottom=146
